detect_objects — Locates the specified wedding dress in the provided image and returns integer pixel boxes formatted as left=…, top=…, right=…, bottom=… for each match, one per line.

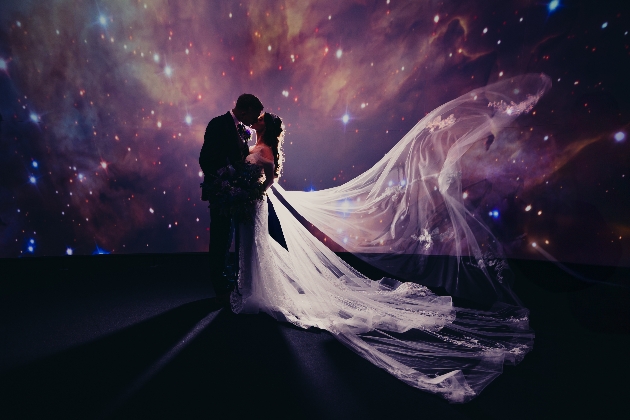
left=231, top=74, right=552, bottom=403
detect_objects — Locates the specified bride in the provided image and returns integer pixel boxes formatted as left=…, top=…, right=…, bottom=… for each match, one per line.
left=230, top=74, right=552, bottom=403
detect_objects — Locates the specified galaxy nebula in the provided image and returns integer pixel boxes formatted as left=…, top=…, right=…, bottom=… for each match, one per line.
left=0, top=0, right=628, bottom=267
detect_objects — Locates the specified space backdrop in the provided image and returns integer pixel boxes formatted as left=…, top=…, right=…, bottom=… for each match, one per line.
left=0, top=0, right=628, bottom=267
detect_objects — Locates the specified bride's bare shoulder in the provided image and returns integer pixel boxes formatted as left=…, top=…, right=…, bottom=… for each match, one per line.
left=258, top=145, right=274, bottom=161
left=250, top=144, right=273, bottom=161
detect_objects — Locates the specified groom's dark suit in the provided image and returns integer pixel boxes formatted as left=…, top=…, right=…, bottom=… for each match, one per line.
left=199, top=112, right=249, bottom=295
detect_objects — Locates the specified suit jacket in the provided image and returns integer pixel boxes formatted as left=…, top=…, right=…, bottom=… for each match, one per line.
left=199, top=112, right=249, bottom=200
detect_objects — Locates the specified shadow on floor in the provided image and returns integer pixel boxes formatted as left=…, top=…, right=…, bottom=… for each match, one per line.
left=0, top=299, right=221, bottom=419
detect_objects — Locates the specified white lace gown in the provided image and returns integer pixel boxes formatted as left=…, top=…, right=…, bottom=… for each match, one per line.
left=230, top=151, right=276, bottom=315
left=231, top=74, right=551, bottom=403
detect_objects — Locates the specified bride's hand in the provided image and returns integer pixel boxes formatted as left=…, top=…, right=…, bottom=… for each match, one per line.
left=263, top=177, right=274, bottom=191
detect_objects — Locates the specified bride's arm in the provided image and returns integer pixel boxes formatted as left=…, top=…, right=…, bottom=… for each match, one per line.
left=261, top=160, right=275, bottom=190
left=259, top=146, right=275, bottom=190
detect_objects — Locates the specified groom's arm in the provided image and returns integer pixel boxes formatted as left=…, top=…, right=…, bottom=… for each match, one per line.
left=199, top=117, right=225, bottom=176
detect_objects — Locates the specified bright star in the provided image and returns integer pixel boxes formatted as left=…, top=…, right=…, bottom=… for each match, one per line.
left=548, top=0, right=559, bottom=12
left=153, top=53, right=159, bottom=62
left=66, top=248, right=73, bottom=255
left=29, top=176, right=36, bottom=184
left=282, top=90, right=289, bottom=97
left=342, top=114, right=349, bottom=124
left=29, top=113, right=39, bottom=123
left=0, top=58, right=7, bottom=71
left=601, top=22, right=608, bottom=29
left=336, top=49, right=342, bottom=59
left=99, top=15, right=107, bottom=26
left=434, top=15, right=439, bottom=23
left=100, top=161, right=107, bottom=169
left=93, top=245, right=110, bottom=255
left=27, top=246, right=34, bottom=253
left=339, top=199, right=351, bottom=214
left=185, top=115, right=192, bottom=125
left=614, top=132, right=626, bottom=142
left=32, top=161, right=38, bottom=168
left=164, top=65, right=173, bottom=77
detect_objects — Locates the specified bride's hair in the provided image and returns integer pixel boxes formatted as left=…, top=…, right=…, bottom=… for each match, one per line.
left=261, top=112, right=285, bottom=178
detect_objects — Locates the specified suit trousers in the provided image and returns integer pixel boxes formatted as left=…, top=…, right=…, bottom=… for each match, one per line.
left=209, top=207, right=238, bottom=294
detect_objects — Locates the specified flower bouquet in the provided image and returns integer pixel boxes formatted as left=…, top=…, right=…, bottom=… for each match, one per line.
left=201, top=162, right=266, bottom=223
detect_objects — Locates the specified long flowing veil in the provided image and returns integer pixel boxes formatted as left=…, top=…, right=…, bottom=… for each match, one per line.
left=278, top=73, right=551, bottom=307
left=258, top=74, right=551, bottom=402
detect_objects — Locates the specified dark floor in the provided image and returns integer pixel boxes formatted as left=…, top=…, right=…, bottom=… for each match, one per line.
left=1, top=254, right=629, bottom=419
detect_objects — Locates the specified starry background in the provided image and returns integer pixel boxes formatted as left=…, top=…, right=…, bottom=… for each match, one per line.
left=0, top=0, right=628, bottom=267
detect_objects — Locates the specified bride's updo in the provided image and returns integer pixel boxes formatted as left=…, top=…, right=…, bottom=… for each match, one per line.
left=261, top=112, right=285, bottom=178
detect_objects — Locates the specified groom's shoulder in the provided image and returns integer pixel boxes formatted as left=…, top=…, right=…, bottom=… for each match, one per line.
left=212, top=111, right=231, bottom=122
left=207, top=112, right=231, bottom=128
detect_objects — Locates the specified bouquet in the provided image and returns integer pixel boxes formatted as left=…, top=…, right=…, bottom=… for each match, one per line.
left=201, top=162, right=266, bottom=223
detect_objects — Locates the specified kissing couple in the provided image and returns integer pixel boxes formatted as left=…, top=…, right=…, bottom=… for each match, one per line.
left=199, top=93, right=283, bottom=310
left=198, top=75, right=551, bottom=403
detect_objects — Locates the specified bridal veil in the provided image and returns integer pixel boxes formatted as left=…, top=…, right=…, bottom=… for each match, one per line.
left=248, top=74, right=551, bottom=402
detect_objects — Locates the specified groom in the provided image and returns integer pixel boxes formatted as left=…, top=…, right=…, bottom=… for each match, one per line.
left=199, top=93, right=264, bottom=302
